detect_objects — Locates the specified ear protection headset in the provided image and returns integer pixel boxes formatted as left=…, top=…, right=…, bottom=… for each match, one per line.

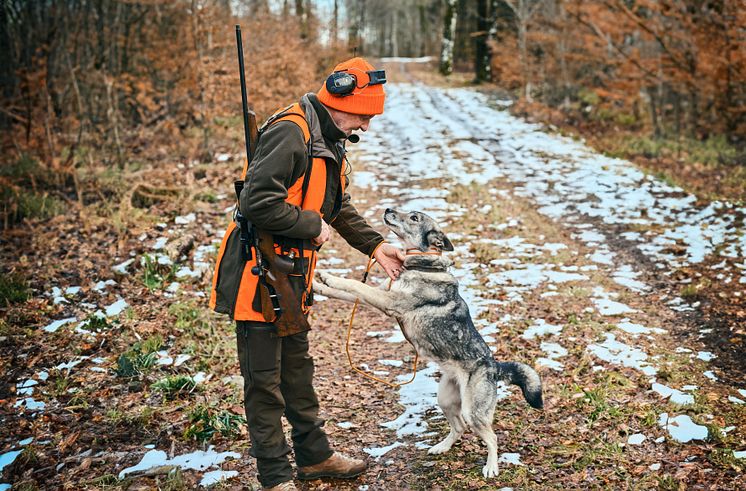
left=325, top=68, right=387, bottom=97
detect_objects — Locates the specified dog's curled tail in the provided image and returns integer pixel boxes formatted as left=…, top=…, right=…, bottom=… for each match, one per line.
left=493, top=361, right=544, bottom=409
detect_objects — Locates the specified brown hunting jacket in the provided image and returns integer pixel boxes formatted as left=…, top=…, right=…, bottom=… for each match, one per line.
left=239, top=93, right=383, bottom=256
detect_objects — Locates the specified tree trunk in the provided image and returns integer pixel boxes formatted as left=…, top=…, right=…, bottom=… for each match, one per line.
left=331, top=0, right=338, bottom=47
left=646, top=86, right=661, bottom=138
left=440, top=0, right=458, bottom=75
left=391, top=10, right=399, bottom=58
left=474, top=0, right=490, bottom=82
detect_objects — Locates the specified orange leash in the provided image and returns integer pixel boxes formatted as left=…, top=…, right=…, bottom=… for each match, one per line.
left=345, top=253, right=419, bottom=388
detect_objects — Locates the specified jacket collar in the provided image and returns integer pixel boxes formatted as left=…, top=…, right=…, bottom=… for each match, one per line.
left=299, top=93, right=343, bottom=162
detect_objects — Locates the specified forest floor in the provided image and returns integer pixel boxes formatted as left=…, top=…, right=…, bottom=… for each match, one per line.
left=1, top=60, right=745, bottom=490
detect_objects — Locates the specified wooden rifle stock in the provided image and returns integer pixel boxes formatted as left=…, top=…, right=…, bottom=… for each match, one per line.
left=256, top=230, right=311, bottom=336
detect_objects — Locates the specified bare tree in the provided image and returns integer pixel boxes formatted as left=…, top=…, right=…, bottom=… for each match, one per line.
left=440, top=0, right=458, bottom=75
left=503, top=0, right=543, bottom=100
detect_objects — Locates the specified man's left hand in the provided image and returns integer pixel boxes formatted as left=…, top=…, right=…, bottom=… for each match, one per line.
left=373, top=243, right=405, bottom=280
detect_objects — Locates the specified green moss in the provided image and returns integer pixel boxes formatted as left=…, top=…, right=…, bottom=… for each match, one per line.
left=0, top=272, right=29, bottom=305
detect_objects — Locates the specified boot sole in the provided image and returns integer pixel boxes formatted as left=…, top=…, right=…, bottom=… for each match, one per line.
left=297, top=468, right=366, bottom=480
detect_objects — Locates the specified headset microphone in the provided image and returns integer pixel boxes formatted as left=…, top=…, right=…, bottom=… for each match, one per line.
left=347, top=134, right=360, bottom=143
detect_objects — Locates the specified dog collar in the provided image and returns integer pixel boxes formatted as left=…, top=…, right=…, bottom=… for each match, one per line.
left=403, top=263, right=446, bottom=273
left=405, top=248, right=442, bottom=256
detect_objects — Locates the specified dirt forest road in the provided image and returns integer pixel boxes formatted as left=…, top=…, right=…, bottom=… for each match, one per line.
left=2, top=60, right=745, bottom=490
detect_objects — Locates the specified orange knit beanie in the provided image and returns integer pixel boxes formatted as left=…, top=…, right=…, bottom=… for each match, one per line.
left=317, top=57, right=386, bottom=115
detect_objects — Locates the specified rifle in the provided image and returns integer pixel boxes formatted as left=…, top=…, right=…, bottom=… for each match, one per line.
left=235, top=25, right=311, bottom=336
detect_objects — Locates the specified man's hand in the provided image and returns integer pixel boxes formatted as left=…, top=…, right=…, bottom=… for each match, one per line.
left=373, top=243, right=405, bottom=280
left=312, top=220, right=331, bottom=247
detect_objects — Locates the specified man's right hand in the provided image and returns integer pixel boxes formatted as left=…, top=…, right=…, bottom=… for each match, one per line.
left=312, top=220, right=331, bottom=246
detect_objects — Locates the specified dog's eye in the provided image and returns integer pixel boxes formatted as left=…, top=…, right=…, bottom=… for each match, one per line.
left=410, top=215, right=419, bottom=222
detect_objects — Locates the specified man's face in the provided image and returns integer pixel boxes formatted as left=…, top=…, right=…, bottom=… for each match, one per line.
left=328, top=109, right=374, bottom=136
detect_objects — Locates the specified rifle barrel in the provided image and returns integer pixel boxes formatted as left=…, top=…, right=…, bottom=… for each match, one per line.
left=236, top=25, right=253, bottom=163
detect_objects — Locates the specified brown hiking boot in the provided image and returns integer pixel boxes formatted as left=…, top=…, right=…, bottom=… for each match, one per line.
left=263, top=481, right=297, bottom=491
left=297, top=452, right=368, bottom=480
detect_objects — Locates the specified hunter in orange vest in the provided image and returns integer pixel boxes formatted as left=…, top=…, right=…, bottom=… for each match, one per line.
left=211, top=58, right=404, bottom=490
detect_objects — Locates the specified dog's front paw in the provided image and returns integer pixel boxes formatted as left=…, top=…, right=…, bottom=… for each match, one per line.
left=482, top=462, right=499, bottom=478
left=315, top=270, right=331, bottom=285
left=313, top=279, right=332, bottom=297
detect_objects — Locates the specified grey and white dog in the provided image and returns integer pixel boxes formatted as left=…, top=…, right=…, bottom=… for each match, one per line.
left=314, top=208, right=543, bottom=478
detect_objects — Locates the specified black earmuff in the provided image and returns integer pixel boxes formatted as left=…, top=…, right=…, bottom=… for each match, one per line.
left=325, top=69, right=387, bottom=97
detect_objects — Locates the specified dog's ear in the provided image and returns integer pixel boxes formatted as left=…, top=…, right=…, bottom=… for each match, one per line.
left=428, top=230, right=454, bottom=251
left=441, top=234, right=454, bottom=251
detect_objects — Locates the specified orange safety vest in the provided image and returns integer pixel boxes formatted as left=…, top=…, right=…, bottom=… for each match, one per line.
left=209, top=103, right=346, bottom=321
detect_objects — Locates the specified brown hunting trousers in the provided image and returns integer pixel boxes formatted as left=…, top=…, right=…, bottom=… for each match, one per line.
left=236, top=321, right=333, bottom=488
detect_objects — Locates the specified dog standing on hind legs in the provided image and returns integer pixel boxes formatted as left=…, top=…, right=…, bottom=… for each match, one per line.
left=314, top=208, right=543, bottom=478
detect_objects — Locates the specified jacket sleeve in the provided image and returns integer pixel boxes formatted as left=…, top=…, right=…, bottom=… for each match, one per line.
left=331, top=174, right=385, bottom=256
left=240, top=121, right=323, bottom=239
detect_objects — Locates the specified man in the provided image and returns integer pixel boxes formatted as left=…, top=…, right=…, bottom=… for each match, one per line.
left=211, top=57, right=404, bottom=490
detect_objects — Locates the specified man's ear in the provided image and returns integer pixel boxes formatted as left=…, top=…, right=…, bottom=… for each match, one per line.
left=428, top=230, right=454, bottom=251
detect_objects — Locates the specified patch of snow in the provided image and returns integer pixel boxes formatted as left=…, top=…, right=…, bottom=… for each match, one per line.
left=521, top=319, right=563, bottom=339
left=105, top=298, right=129, bottom=317
left=587, top=333, right=657, bottom=376
left=696, top=351, right=715, bottom=362
left=174, top=354, right=192, bottom=367
left=380, top=362, right=439, bottom=437
left=612, top=266, right=649, bottom=292
left=728, top=396, right=744, bottom=405
left=627, top=434, right=646, bottom=445
left=591, top=287, right=636, bottom=316
left=337, top=421, right=354, bottom=429
left=657, top=413, right=708, bottom=443
left=118, top=447, right=240, bottom=479
left=14, top=398, right=46, bottom=411
left=175, top=213, right=196, bottom=224
left=703, top=370, right=718, bottom=381
left=55, top=356, right=89, bottom=372
left=616, top=320, right=665, bottom=336
left=112, top=258, right=135, bottom=275
left=43, top=317, right=77, bottom=333
left=176, top=267, right=200, bottom=279
left=65, top=286, right=81, bottom=295
left=651, top=383, right=695, bottom=406
left=537, top=342, right=567, bottom=372
left=199, top=470, right=238, bottom=488
left=498, top=453, right=524, bottom=465
left=152, top=237, right=168, bottom=250
left=92, top=279, right=116, bottom=292
left=364, top=441, right=403, bottom=459
left=16, top=379, right=37, bottom=396
left=0, top=450, right=23, bottom=482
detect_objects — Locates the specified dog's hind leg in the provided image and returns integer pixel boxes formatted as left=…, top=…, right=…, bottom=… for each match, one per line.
left=468, top=378, right=500, bottom=478
left=428, top=373, right=465, bottom=455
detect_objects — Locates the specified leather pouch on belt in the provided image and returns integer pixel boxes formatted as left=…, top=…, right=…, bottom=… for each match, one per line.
left=252, top=270, right=278, bottom=323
